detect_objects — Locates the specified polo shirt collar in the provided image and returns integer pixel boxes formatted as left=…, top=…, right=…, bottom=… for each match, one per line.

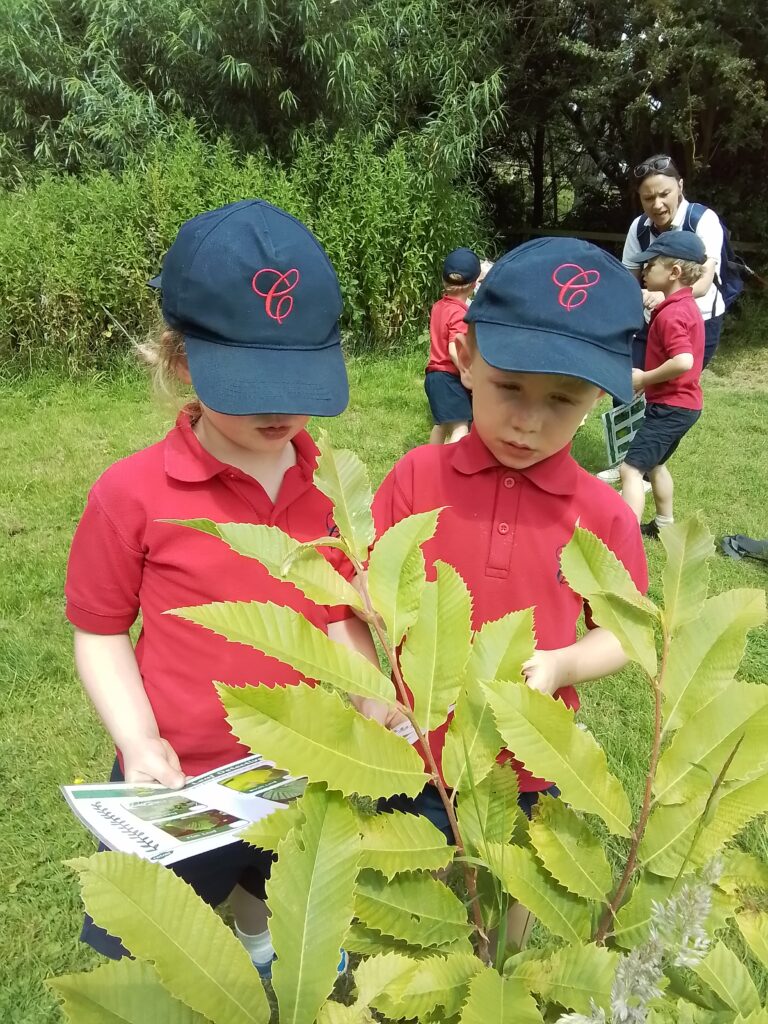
left=164, top=410, right=320, bottom=483
left=651, top=286, right=694, bottom=319
left=451, top=428, right=578, bottom=495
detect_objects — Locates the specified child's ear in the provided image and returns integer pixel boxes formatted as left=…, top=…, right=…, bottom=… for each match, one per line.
left=456, top=334, right=474, bottom=390
left=174, top=353, right=193, bottom=385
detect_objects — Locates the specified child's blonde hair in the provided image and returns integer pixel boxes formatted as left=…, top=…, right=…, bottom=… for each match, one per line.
left=443, top=278, right=477, bottom=299
left=135, top=321, right=201, bottom=419
left=651, top=256, right=705, bottom=287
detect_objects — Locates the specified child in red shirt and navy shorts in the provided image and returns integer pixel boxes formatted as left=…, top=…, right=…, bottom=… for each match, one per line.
left=65, top=200, right=396, bottom=972
left=425, top=247, right=481, bottom=445
left=375, top=237, right=648, bottom=942
left=619, top=232, right=706, bottom=538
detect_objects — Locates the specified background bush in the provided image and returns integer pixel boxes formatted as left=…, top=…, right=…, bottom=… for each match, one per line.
left=0, top=126, right=488, bottom=369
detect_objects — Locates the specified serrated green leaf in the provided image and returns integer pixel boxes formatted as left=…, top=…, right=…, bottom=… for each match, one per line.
left=560, top=526, right=656, bottom=611
left=240, top=804, right=302, bottom=851
left=719, top=852, right=768, bottom=894
left=315, top=432, right=374, bottom=563
left=354, top=869, right=473, bottom=948
left=736, top=912, right=768, bottom=971
left=692, top=942, right=761, bottom=1015
left=638, top=796, right=708, bottom=877
left=172, top=600, right=394, bottom=705
left=613, top=871, right=675, bottom=947
left=458, top=762, right=523, bottom=853
left=587, top=592, right=658, bottom=677
left=218, top=683, right=426, bottom=799
left=484, top=681, right=632, bottom=836
left=268, top=786, right=360, bottom=1024
left=359, top=809, right=453, bottom=878
left=352, top=951, right=419, bottom=1008
left=49, top=959, right=210, bottom=1024
left=511, top=943, right=619, bottom=1013
left=528, top=796, right=613, bottom=901
left=344, top=923, right=473, bottom=960
left=317, top=1003, right=374, bottom=1024
left=735, top=1013, right=768, bottom=1024
left=484, top=844, right=592, bottom=942
left=443, top=674, right=504, bottom=791
left=375, top=952, right=482, bottom=1020
left=68, top=852, right=269, bottom=1024
left=164, top=519, right=363, bottom=611
left=662, top=590, right=767, bottom=738
left=464, top=609, right=536, bottom=686
left=660, top=515, right=714, bottom=634
left=400, top=561, right=472, bottom=732
left=655, top=679, right=768, bottom=805
left=559, top=527, right=658, bottom=676
left=694, top=774, right=768, bottom=867
left=368, top=509, right=440, bottom=644
left=458, top=967, right=544, bottom=1023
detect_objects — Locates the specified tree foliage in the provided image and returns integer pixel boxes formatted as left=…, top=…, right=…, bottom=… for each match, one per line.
left=54, top=441, right=768, bottom=1023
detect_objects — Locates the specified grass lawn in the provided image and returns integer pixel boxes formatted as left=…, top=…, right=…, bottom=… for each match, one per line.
left=2, top=342, right=767, bottom=1022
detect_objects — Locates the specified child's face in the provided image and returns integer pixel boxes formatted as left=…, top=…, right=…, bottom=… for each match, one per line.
left=457, top=340, right=602, bottom=469
left=642, top=256, right=679, bottom=293
left=199, top=404, right=311, bottom=454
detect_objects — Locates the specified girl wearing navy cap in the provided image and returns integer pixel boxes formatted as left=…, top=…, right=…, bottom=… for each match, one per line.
left=65, top=200, right=403, bottom=973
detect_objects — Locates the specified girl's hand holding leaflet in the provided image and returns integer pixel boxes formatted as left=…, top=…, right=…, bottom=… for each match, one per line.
left=521, top=649, right=565, bottom=698
left=122, top=736, right=186, bottom=788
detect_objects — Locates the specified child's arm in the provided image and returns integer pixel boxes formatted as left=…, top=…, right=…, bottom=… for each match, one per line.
left=521, top=627, right=628, bottom=697
left=327, top=616, right=409, bottom=730
left=632, top=352, right=693, bottom=392
left=447, top=332, right=464, bottom=370
left=74, top=628, right=185, bottom=788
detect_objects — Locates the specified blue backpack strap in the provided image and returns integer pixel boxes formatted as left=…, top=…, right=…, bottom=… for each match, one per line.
left=635, top=214, right=651, bottom=252
left=683, top=202, right=706, bottom=233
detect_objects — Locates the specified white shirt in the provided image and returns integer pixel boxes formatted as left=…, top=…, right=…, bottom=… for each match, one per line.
left=622, top=198, right=725, bottom=320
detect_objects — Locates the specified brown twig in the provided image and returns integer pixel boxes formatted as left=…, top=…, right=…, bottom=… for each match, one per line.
left=355, top=564, right=491, bottom=963
left=594, top=631, right=670, bottom=944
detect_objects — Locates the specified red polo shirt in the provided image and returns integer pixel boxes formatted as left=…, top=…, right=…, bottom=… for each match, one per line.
left=373, top=429, right=647, bottom=791
left=645, top=288, right=704, bottom=410
left=65, top=412, right=352, bottom=776
left=426, top=295, right=469, bottom=376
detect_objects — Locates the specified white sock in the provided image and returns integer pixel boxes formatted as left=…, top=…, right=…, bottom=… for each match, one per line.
left=655, top=514, right=674, bottom=527
left=235, top=923, right=274, bottom=964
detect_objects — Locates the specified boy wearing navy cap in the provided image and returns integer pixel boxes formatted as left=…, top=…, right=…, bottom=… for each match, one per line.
left=66, top=200, right=399, bottom=972
left=425, top=247, right=481, bottom=444
left=618, top=231, right=706, bottom=537
left=374, top=239, right=648, bottom=942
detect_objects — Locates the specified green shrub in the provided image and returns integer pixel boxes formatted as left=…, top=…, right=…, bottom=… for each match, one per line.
left=0, top=126, right=488, bottom=371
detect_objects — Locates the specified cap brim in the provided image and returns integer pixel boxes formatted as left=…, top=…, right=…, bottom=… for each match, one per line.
left=184, top=331, right=349, bottom=416
left=475, top=323, right=634, bottom=403
left=148, top=274, right=162, bottom=289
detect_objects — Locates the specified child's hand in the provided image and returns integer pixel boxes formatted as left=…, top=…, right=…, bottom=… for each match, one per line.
left=521, top=649, right=565, bottom=698
left=353, top=696, right=410, bottom=732
left=631, top=368, right=647, bottom=393
left=642, top=289, right=665, bottom=310
left=122, top=737, right=186, bottom=788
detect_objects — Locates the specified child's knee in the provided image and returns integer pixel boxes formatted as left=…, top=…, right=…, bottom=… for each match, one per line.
left=620, top=462, right=643, bottom=483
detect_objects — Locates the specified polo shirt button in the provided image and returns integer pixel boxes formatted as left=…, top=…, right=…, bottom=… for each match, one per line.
left=504, top=476, right=515, bottom=488
left=498, top=522, right=509, bottom=535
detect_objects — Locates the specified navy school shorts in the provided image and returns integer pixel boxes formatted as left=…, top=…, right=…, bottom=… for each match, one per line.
left=80, top=759, right=274, bottom=960
left=624, top=402, right=701, bottom=474
left=425, top=370, right=473, bottom=425
left=378, top=780, right=560, bottom=843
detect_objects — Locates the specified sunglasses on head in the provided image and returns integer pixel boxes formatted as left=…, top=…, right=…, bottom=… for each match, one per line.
left=633, top=156, right=676, bottom=178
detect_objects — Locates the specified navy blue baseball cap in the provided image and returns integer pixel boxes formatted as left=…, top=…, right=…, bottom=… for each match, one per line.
left=636, top=231, right=706, bottom=265
left=443, top=248, right=481, bottom=286
left=149, top=199, right=348, bottom=416
left=464, top=237, right=644, bottom=402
